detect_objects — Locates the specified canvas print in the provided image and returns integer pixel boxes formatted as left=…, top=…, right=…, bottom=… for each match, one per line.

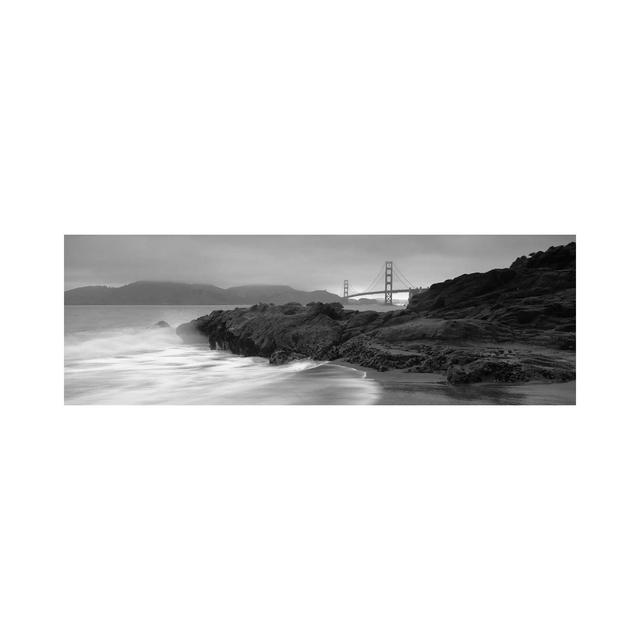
left=64, top=235, right=576, bottom=404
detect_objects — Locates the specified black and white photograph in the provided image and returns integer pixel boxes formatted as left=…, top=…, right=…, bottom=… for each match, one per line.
left=4, top=0, right=638, bottom=638
left=65, top=235, right=576, bottom=405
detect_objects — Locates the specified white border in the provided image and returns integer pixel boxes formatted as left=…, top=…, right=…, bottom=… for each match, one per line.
left=3, top=0, right=638, bottom=637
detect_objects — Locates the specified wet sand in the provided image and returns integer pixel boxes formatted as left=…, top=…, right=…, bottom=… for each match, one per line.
left=337, top=361, right=576, bottom=405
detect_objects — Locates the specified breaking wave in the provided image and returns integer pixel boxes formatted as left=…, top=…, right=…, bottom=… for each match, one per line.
left=65, top=315, right=380, bottom=405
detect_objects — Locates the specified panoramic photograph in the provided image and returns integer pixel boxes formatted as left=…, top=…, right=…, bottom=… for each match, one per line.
left=64, top=235, right=576, bottom=405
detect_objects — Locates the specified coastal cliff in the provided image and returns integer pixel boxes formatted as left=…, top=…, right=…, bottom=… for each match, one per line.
left=177, top=242, right=576, bottom=385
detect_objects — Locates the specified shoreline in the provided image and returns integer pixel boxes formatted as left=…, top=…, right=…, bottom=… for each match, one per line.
left=331, top=360, right=576, bottom=405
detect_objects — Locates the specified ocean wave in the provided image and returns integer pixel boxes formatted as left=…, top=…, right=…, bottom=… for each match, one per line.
left=65, top=326, right=380, bottom=405
left=65, top=326, right=182, bottom=361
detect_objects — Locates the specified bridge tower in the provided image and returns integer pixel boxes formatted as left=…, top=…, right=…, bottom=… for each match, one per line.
left=343, top=279, right=349, bottom=299
left=385, top=261, right=393, bottom=305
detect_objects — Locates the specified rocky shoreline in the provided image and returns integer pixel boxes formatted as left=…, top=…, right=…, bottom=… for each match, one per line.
left=176, top=242, right=576, bottom=386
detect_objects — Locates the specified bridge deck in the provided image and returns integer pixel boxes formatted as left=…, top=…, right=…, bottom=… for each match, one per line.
left=345, top=289, right=413, bottom=298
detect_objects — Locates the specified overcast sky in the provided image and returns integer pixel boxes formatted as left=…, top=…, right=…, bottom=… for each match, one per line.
left=65, top=235, right=575, bottom=298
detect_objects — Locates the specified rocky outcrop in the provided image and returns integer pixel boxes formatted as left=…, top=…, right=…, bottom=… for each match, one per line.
left=177, top=302, right=348, bottom=361
left=407, top=242, right=576, bottom=335
left=177, top=242, right=576, bottom=385
left=446, top=354, right=576, bottom=385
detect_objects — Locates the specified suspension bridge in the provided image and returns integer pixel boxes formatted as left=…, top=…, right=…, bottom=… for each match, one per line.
left=342, top=261, right=426, bottom=305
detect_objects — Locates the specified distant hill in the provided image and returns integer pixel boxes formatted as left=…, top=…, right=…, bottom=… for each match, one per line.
left=64, top=280, right=349, bottom=306
left=225, top=285, right=349, bottom=306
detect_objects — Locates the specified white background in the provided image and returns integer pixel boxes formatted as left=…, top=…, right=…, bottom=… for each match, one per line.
left=1, top=1, right=639, bottom=638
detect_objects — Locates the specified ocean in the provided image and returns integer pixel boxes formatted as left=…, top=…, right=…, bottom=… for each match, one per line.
left=65, top=305, right=575, bottom=405
left=64, top=305, right=382, bottom=404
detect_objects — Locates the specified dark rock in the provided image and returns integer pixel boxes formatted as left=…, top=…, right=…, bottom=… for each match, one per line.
left=447, top=359, right=528, bottom=384
left=305, top=301, right=346, bottom=320
left=446, top=351, right=576, bottom=385
left=269, top=350, right=308, bottom=365
left=510, top=242, right=576, bottom=270
left=408, top=242, right=576, bottom=334
left=177, top=302, right=344, bottom=361
left=154, top=320, right=170, bottom=328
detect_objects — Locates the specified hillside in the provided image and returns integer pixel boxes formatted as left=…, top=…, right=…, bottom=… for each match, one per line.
left=64, top=280, right=345, bottom=305
left=407, top=242, right=575, bottom=333
left=224, top=285, right=345, bottom=305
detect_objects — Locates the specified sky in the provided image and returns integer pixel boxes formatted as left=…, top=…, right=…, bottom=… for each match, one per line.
left=65, top=235, right=575, bottom=299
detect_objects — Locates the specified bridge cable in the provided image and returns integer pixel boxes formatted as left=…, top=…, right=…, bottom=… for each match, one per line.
left=392, top=267, right=411, bottom=289
left=394, top=267, right=412, bottom=289
left=394, top=265, right=416, bottom=289
left=360, top=264, right=385, bottom=295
